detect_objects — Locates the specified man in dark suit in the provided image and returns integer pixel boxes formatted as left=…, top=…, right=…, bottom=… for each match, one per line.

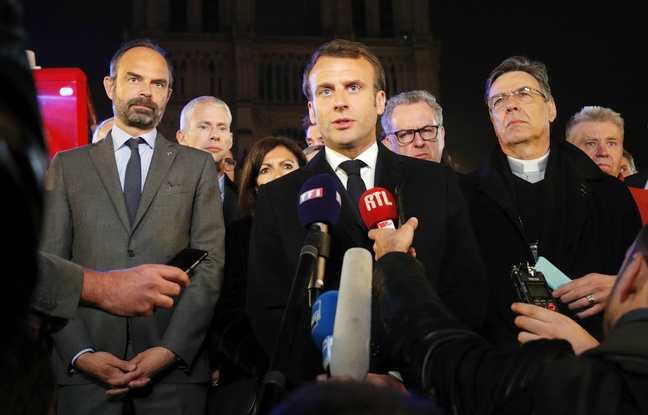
left=40, top=39, right=224, bottom=414
left=459, top=56, right=641, bottom=352
left=246, top=39, right=487, bottom=391
left=177, top=95, right=242, bottom=226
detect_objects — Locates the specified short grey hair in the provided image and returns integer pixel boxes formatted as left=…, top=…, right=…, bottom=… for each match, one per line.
left=179, top=96, right=232, bottom=131
left=381, top=90, right=443, bottom=134
left=565, top=106, right=624, bottom=142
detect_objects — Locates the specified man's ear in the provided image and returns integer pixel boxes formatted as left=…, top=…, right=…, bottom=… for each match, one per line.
left=103, top=76, right=114, bottom=99
left=617, top=252, right=644, bottom=303
left=547, top=100, right=557, bottom=123
left=176, top=130, right=186, bottom=144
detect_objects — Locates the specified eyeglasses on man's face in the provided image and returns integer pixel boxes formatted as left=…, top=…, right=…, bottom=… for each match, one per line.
left=222, top=157, right=237, bottom=171
left=486, top=86, right=546, bottom=111
left=390, top=125, right=440, bottom=145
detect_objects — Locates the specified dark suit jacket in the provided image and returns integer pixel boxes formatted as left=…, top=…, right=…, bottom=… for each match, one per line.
left=246, top=143, right=487, bottom=387
left=222, top=174, right=243, bottom=226
left=459, top=138, right=641, bottom=350
left=40, top=133, right=225, bottom=389
left=625, top=170, right=648, bottom=189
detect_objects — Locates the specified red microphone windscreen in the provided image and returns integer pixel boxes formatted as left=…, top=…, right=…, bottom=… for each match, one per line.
left=359, top=187, right=398, bottom=229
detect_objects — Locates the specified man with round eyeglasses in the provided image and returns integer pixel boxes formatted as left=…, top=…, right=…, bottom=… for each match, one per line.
left=381, top=90, right=449, bottom=165
left=458, top=55, right=641, bottom=353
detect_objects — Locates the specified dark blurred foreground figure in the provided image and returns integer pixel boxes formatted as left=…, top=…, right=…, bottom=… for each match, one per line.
left=270, top=381, right=440, bottom=415
left=1, top=0, right=56, bottom=412
left=1, top=2, right=192, bottom=412
left=372, top=219, right=648, bottom=414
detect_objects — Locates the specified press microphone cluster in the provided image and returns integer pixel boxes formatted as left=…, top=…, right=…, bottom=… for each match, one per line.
left=310, top=247, right=372, bottom=380
left=257, top=174, right=341, bottom=414
left=359, top=187, right=398, bottom=229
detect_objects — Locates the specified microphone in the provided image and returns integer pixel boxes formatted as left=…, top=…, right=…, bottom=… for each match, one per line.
left=311, top=290, right=338, bottom=350
left=297, top=174, right=342, bottom=306
left=310, top=290, right=338, bottom=372
left=329, top=247, right=373, bottom=380
left=359, top=187, right=398, bottom=229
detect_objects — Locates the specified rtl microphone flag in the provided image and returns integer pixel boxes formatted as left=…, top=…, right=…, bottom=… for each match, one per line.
left=359, top=187, right=398, bottom=229
left=329, top=247, right=372, bottom=380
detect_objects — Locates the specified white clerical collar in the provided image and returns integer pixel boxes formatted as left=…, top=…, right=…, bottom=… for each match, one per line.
left=507, top=150, right=550, bottom=184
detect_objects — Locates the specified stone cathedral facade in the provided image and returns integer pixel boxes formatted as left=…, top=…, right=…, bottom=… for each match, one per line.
left=130, top=0, right=440, bottom=162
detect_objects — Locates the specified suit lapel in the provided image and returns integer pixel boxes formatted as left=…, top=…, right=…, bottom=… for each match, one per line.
left=90, top=135, right=132, bottom=230
left=374, top=144, right=405, bottom=195
left=134, top=134, right=177, bottom=228
left=478, top=157, right=526, bottom=236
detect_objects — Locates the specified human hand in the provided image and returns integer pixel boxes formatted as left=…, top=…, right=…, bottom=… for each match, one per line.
left=117, top=347, right=178, bottom=393
left=75, top=351, right=139, bottom=393
left=82, top=264, right=190, bottom=317
left=512, top=302, right=599, bottom=355
left=368, top=217, right=418, bottom=260
left=551, top=273, right=615, bottom=318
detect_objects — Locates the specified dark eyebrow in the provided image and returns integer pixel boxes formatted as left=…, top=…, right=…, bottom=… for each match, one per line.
left=125, top=71, right=168, bottom=87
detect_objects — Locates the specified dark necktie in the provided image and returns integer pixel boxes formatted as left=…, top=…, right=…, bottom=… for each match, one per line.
left=339, top=159, right=367, bottom=209
left=124, top=138, right=145, bottom=224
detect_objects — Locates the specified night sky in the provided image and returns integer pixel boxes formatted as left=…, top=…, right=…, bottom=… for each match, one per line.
left=21, top=0, right=648, bottom=173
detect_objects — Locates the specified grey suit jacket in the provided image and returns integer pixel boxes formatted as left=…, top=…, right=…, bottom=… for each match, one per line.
left=40, top=133, right=225, bottom=385
left=31, top=251, right=84, bottom=320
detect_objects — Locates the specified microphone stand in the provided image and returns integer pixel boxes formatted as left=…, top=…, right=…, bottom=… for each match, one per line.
left=308, top=223, right=329, bottom=307
left=254, top=223, right=327, bottom=414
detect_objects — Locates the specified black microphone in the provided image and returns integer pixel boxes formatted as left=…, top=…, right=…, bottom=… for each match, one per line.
left=296, top=174, right=342, bottom=306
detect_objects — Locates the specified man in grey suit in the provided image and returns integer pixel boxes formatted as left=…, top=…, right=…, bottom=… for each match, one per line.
left=40, top=39, right=225, bottom=414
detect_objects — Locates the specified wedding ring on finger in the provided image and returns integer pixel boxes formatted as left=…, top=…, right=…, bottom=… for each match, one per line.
left=585, top=294, right=595, bottom=308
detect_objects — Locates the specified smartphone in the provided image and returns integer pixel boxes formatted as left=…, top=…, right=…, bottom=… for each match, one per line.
left=166, top=248, right=208, bottom=273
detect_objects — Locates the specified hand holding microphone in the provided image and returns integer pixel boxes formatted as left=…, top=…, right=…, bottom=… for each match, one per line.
left=359, top=187, right=418, bottom=260
left=368, top=217, right=419, bottom=260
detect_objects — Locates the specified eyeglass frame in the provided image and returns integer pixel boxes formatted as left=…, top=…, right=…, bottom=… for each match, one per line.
left=486, top=86, right=547, bottom=111
left=221, top=157, right=237, bottom=171
left=389, top=125, right=441, bottom=145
